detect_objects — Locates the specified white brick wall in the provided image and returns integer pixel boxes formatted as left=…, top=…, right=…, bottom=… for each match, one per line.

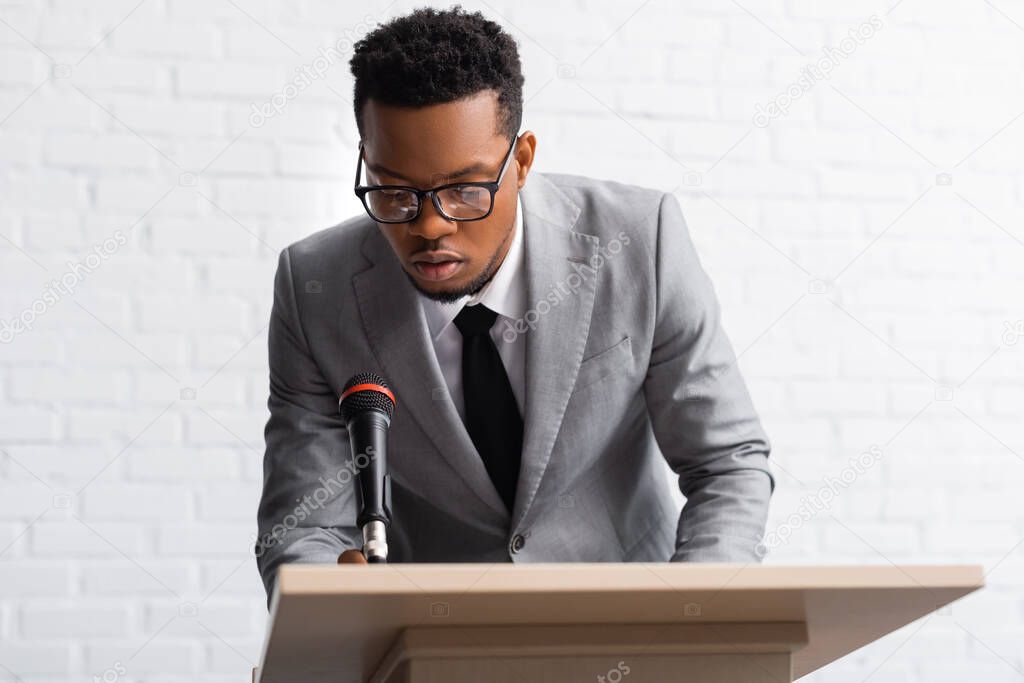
left=1, top=0, right=1022, bottom=681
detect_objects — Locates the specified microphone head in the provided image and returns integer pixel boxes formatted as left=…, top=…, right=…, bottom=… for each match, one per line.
left=339, top=372, right=396, bottom=422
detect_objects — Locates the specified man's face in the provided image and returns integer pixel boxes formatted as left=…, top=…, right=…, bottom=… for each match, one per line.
left=359, top=91, right=535, bottom=302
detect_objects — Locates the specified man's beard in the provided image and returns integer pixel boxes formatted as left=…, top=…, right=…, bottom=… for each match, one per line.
left=406, top=219, right=515, bottom=304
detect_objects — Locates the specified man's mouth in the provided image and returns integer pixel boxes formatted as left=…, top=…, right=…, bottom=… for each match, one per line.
left=410, top=250, right=465, bottom=282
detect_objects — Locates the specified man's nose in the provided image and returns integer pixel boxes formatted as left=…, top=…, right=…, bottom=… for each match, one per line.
left=407, top=195, right=457, bottom=241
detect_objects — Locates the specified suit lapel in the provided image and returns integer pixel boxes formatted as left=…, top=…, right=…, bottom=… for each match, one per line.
left=352, top=224, right=509, bottom=520
left=512, top=174, right=600, bottom=531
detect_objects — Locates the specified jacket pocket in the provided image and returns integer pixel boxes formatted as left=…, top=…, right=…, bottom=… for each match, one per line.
left=572, top=336, right=632, bottom=394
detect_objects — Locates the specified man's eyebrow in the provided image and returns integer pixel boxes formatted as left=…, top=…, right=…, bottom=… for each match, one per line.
left=365, top=159, right=491, bottom=183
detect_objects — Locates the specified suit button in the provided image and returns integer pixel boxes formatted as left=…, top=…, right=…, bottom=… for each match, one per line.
left=509, top=534, right=526, bottom=554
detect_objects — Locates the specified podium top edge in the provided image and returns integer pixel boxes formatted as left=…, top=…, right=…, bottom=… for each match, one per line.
left=275, top=563, right=985, bottom=596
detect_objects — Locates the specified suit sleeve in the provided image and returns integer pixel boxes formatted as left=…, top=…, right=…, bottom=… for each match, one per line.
left=642, top=192, right=775, bottom=563
left=256, top=247, right=361, bottom=602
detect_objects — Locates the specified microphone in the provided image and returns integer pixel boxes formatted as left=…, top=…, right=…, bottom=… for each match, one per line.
left=338, top=372, right=396, bottom=564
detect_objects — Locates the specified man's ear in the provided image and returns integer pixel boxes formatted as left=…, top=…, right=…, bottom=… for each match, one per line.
left=515, top=130, right=537, bottom=189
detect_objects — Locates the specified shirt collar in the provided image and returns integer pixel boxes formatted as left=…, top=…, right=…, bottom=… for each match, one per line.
left=419, top=193, right=526, bottom=340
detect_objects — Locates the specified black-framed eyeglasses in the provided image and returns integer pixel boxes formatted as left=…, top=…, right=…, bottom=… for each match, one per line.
left=354, top=135, right=518, bottom=224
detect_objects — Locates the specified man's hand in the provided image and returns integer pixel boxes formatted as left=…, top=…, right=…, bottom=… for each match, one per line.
left=338, top=549, right=368, bottom=564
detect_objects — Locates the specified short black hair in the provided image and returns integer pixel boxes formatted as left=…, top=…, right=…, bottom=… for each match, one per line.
left=349, top=6, right=524, bottom=141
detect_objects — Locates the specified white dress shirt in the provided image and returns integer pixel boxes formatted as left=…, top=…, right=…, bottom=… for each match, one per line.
left=417, top=194, right=526, bottom=423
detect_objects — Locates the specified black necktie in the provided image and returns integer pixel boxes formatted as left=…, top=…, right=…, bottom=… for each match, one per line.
left=453, top=304, right=523, bottom=512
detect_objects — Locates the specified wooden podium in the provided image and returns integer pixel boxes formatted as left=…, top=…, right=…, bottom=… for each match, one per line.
left=254, top=563, right=983, bottom=682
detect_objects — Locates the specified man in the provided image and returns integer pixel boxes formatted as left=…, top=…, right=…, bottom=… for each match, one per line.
left=256, top=6, right=774, bottom=600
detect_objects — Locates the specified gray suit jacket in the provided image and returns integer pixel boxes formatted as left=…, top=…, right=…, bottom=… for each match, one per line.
left=256, top=171, right=775, bottom=599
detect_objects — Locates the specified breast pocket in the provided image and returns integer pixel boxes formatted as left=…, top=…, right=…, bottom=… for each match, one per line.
left=572, top=336, right=632, bottom=395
